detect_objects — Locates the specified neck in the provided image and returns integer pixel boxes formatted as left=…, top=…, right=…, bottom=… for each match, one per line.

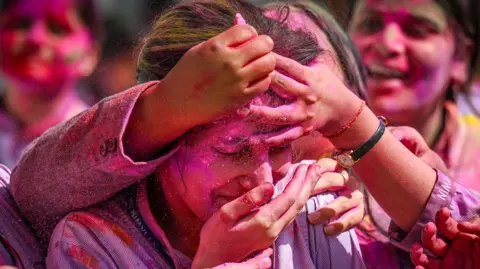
left=4, top=82, right=77, bottom=128
left=150, top=172, right=203, bottom=259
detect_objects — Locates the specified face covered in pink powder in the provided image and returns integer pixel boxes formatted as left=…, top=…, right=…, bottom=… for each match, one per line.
left=349, top=0, right=469, bottom=124
left=158, top=95, right=293, bottom=222
left=0, top=0, right=95, bottom=96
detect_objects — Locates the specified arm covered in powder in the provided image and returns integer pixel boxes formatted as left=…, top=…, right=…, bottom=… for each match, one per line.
left=10, top=81, right=192, bottom=241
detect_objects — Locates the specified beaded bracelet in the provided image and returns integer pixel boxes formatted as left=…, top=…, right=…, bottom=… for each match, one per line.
left=325, top=101, right=366, bottom=138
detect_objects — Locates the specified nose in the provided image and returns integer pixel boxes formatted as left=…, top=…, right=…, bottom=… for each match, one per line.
left=238, top=146, right=274, bottom=190
left=374, top=23, right=406, bottom=57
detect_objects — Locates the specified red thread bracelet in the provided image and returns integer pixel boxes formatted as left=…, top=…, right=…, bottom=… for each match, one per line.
left=325, top=101, right=366, bottom=138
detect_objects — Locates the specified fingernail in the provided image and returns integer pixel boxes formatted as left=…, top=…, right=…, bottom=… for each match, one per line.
left=308, top=211, right=328, bottom=224
left=261, top=257, right=271, bottom=268
left=237, top=107, right=250, bottom=117
left=324, top=224, right=338, bottom=235
left=235, top=13, right=246, bottom=25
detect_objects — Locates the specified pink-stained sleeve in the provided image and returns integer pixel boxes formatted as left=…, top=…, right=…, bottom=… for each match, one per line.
left=389, top=170, right=480, bottom=251
left=10, top=81, right=181, bottom=242
left=47, top=212, right=150, bottom=269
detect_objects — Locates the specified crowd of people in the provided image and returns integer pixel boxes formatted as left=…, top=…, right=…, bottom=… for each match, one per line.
left=0, top=0, right=479, bottom=268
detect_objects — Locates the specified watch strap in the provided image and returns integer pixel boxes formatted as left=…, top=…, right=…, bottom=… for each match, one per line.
left=349, top=117, right=386, bottom=161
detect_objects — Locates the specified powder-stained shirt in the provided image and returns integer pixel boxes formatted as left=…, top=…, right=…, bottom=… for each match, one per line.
left=47, top=162, right=366, bottom=269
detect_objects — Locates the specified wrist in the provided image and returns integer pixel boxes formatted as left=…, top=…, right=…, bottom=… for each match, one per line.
left=329, top=106, right=380, bottom=150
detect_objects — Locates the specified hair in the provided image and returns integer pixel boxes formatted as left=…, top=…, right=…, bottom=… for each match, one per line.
left=435, top=0, right=480, bottom=114
left=0, top=0, right=104, bottom=44
left=137, top=0, right=321, bottom=83
left=264, top=1, right=367, bottom=100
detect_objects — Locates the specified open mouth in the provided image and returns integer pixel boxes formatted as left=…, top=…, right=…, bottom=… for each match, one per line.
left=368, top=65, right=408, bottom=80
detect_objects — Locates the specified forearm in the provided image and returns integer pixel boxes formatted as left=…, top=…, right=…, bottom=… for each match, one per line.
left=330, top=107, right=436, bottom=231
left=123, top=81, right=195, bottom=161
left=10, top=82, right=181, bottom=240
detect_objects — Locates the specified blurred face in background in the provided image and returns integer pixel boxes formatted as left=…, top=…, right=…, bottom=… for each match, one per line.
left=0, top=0, right=97, bottom=97
left=350, top=0, right=469, bottom=124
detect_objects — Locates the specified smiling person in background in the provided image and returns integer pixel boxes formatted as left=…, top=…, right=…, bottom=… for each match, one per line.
left=349, top=0, right=480, bottom=268
left=0, top=0, right=101, bottom=168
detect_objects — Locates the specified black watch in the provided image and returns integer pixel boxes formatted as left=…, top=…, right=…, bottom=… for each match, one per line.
left=334, top=116, right=387, bottom=168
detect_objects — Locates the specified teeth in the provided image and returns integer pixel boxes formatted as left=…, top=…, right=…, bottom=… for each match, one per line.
left=368, top=65, right=407, bottom=79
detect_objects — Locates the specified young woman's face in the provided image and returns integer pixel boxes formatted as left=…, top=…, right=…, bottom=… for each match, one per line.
left=350, top=0, right=464, bottom=123
left=0, top=0, right=95, bottom=94
left=160, top=116, right=293, bottom=222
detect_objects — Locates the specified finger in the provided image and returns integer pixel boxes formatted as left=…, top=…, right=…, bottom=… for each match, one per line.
left=388, top=126, right=427, bottom=156
left=442, top=233, right=475, bottom=269
left=219, top=24, right=258, bottom=48
left=262, top=126, right=306, bottom=146
left=308, top=189, right=362, bottom=225
left=219, top=182, right=274, bottom=224
left=248, top=103, right=311, bottom=125
left=410, top=243, right=441, bottom=269
left=323, top=204, right=364, bottom=235
left=234, top=13, right=246, bottom=25
left=311, top=171, right=349, bottom=194
left=249, top=248, right=273, bottom=260
left=458, top=216, right=480, bottom=235
left=421, top=222, right=449, bottom=257
left=315, top=157, right=341, bottom=170
left=273, top=52, right=308, bottom=84
left=435, top=207, right=459, bottom=240
left=273, top=163, right=323, bottom=230
left=270, top=71, right=312, bottom=101
left=243, top=164, right=309, bottom=233
left=241, top=248, right=273, bottom=269
left=241, top=53, right=275, bottom=87
left=265, top=164, right=310, bottom=217
left=243, top=72, right=275, bottom=98
left=236, top=35, right=274, bottom=68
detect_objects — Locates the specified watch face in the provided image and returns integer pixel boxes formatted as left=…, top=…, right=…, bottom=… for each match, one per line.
left=338, top=154, right=355, bottom=168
